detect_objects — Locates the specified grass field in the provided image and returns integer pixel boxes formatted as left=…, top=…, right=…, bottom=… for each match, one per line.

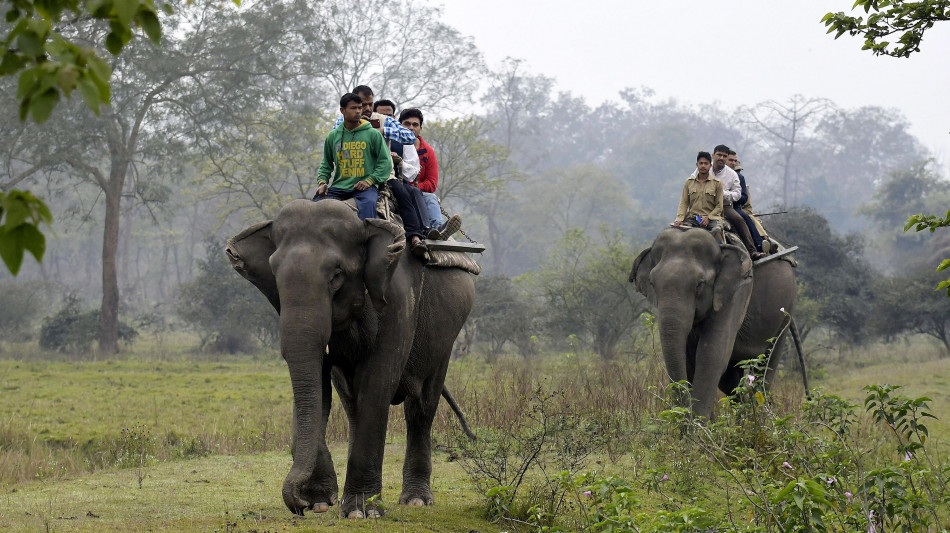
left=1, top=336, right=949, bottom=531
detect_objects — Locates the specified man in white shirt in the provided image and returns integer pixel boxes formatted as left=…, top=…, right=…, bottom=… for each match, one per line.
left=712, top=144, right=763, bottom=259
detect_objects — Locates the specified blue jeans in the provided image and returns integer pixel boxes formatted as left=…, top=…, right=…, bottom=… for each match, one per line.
left=735, top=206, right=763, bottom=251
left=314, top=186, right=378, bottom=220
left=420, top=191, right=442, bottom=228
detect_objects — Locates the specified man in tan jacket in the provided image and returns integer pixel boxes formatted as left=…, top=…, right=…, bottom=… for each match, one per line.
left=673, top=151, right=724, bottom=242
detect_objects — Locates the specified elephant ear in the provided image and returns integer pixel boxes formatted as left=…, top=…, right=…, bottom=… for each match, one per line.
left=630, top=246, right=657, bottom=306
left=363, top=218, right=407, bottom=312
left=713, top=244, right=753, bottom=312
left=226, top=220, right=280, bottom=313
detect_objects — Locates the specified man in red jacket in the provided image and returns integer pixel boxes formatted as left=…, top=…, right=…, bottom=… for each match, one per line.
left=399, top=107, right=461, bottom=239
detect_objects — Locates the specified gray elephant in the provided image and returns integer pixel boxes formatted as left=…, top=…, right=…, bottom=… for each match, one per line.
left=629, top=227, right=805, bottom=418
left=225, top=199, right=476, bottom=518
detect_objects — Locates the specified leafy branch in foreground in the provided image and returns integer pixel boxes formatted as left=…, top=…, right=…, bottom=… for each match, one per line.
left=0, top=190, right=51, bottom=274
left=905, top=212, right=950, bottom=295
left=822, top=1, right=950, bottom=58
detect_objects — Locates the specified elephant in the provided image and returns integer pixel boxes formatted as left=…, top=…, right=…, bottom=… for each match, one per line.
left=225, top=199, right=476, bottom=518
left=629, top=227, right=806, bottom=419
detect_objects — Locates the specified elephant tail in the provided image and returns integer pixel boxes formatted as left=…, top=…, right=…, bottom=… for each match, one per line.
left=442, top=386, right=476, bottom=441
left=789, top=316, right=810, bottom=399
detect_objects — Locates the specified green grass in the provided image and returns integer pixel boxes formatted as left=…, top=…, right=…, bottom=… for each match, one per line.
left=0, top=448, right=494, bottom=532
left=1, top=335, right=949, bottom=531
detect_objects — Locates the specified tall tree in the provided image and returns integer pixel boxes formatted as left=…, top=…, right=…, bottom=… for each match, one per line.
left=1, top=0, right=331, bottom=352
left=739, top=95, right=835, bottom=207
left=315, top=0, right=483, bottom=110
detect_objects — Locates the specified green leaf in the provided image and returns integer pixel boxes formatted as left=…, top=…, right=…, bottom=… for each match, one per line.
left=0, top=223, right=46, bottom=275
left=16, top=68, right=38, bottom=100
left=6, top=7, right=21, bottom=23
left=937, top=259, right=950, bottom=272
left=16, top=30, right=43, bottom=59
left=0, top=51, right=26, bottom=75
left=29, top=88, right=60, bottom=122
left=105, top=32, right=124, bottom=55
left=138, top=10, right=162, bottom=44
left=76, top=75, right=104, bottom=112
left=0, top=196, right=30, bottom=230
left=113, top=0, right=139, bottom=25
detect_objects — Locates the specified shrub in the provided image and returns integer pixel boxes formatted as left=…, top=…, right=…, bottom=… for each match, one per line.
left=39, top=295, right=137, bottom=352
left=175, top=240, right=278, bottom=353
left=0, top=280, right=55, bottom=342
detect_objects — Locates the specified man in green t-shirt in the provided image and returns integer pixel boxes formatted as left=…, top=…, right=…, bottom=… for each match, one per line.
left=314, top=93, right=393, bottom=220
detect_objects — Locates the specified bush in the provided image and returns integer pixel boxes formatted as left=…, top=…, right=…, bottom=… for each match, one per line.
left=39, top=295, right=137, bottom=352
left=0, top=280, right=56, bottom=342
left=175, top=240, right=278, bottom=353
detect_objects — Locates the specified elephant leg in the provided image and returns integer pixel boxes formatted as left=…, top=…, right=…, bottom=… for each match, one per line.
left=297, top=358, right=338, bottom=512
left=763, top=332, right=789, bottom=386
left=398, top=370, right=447, bottom=506
left=718, top=360, right=744, bottom=395
left=338, top=361, right=399, bottom=519
left=692, top=329, right=737, bottom=419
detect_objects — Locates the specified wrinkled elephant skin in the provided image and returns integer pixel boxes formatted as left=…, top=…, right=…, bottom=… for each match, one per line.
left=630, top=227, right=798, bottom=418
left=226, top=200, right=475, bottom=518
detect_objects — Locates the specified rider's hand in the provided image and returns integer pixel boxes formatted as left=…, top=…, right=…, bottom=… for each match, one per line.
left=700, top=216, right=709, bottom=227
left=316, top=183, right=328, bottom=196
left=354, top=180, right=371, bottom=191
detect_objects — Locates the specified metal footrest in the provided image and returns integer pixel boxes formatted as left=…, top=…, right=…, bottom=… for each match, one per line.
left=753, top=245, right=798, bottom=266
left=422, top=240, right=486, bottom=253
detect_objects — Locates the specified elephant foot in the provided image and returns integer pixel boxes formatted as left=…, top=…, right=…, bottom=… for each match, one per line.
left=398, top=488, right=434, bottom=506
left=282, top=471, right=339, bottom=515
left=339, top=492, right=385, bottom=519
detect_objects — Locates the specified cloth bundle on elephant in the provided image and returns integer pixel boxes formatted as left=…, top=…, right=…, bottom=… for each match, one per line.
left=225, top=199, right=478, bottom=519
left=629, top=226, right=807, bottom=419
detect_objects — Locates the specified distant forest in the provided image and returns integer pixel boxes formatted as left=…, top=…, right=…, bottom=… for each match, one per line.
left=2, top=0, right=948, bottom=358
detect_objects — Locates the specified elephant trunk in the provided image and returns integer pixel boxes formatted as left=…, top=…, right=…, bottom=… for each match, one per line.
left=279, top=301, right=332, bottom=514
left=657, top=299, right=693, bottom=386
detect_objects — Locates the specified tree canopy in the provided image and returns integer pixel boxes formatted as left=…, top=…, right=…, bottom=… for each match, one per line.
left=823, top=1, right=950, bottom=58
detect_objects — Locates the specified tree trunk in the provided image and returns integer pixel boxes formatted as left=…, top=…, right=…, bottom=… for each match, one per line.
left=100, top=170, right=125, bottom=354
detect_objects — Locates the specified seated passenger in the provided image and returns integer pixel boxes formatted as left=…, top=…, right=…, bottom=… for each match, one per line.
left=398, top=107, right=459, bottom=237
left=351, top=86, right=428, bottom=254
left=313, top=93, right=391, bottom=221
left=673, top=151, right=724, bottom=241
left=726, top=150, right=767, bottom=256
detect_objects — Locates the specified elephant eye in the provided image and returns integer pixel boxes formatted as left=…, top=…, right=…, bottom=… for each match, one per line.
left=329, top=268, right=345, bottom=292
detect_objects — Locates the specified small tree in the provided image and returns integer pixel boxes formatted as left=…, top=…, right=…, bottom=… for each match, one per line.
left=175, top=241, right=278, bottom=353
left=531, top=229, right=649, bottom=360
left=470, top=275, right=538, bottom=360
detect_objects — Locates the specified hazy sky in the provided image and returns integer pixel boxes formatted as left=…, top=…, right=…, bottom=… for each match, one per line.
left=440, top=0, right=950, bottom=165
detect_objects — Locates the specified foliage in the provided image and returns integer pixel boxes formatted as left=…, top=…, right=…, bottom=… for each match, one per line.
left=424, top=116, right=509, bottom=204
left=2, top=0, right=173, bottom=122
left=528, top=228, right=650, bottom=359
left=873, top=266, right=950, bottom=354
left=906, top=211, right=950, bottom=295
left=193, top=108, right=330, bottom=221
left=455, top=384, right=613, bottom=527
left=0, top=189, right=52, bottom=274
left=469, top=275, right=538, bottom=359
left=175, top=240, right=277, bottom=353
left=769, top=207, right=877, bottom=344
left=822, top=1, right=950, bottom=58
left=39, top=293, right=137, bottom=352
left=315, top=0, right=483, bottom=110
left=0, top=279, right=54, bottom=341
left=477, top=362, right=949, bottom=531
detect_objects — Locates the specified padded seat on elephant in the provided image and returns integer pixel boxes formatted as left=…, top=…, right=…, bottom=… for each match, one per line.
left=336, top=193, right=482, bottom=275
left=723, top=230, right=797, bottom=268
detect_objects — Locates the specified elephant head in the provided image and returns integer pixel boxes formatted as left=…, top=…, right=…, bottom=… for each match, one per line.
left=226, top=199, right=405, bottom=513
left=630, top=227, right=753, bottom=417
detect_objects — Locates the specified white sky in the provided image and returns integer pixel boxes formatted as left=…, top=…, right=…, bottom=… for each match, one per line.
left=440, top=0, right=950, bottom=166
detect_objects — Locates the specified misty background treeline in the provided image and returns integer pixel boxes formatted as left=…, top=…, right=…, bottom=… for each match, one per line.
left=1, top=0, right=948, bottom=359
